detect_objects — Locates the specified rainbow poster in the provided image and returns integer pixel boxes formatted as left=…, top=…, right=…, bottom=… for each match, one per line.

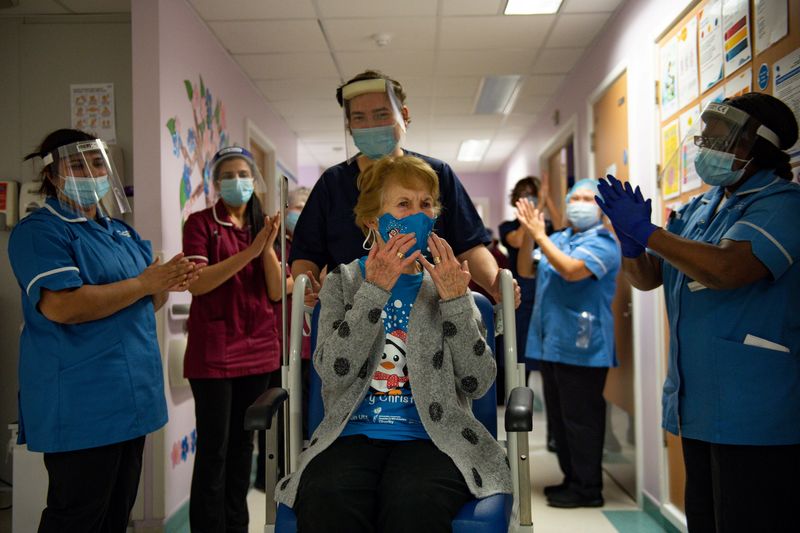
left=722, top=0, right=752, bottom=77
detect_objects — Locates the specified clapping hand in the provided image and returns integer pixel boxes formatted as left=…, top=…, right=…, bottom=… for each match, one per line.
left=419, top=234, right=470, bottom=300
left=138, top=253, right=199, bottom=294
left=515, top=197, right=547, bottom=242
left=596, top=175, right=658, bottom=248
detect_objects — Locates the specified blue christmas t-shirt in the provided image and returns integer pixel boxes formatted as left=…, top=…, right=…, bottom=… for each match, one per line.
left=340, top=258, right=429, bottom=441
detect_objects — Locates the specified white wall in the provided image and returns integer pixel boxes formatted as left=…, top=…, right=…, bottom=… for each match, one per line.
left=500, top=0, right=695, bottom=506
left=0, top=14, right=133, bottom=486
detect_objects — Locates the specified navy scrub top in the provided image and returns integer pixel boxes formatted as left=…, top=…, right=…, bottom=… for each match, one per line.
left=289, top=150, right=490, bottom=272
left=660, top=170, right=800, bottom=445
left=8, top=198, right=168, bottom=453
left=526, top=224, right=620, bottom=368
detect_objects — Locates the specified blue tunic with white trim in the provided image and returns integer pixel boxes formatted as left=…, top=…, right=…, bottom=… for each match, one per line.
left=661, top=170, right=800, bottom=445
left=525, top=224, right=621, bottom=368
left=8, top=198, right=168, bottom=453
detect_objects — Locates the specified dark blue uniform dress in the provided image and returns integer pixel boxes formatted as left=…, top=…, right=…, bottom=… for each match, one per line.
left=288, top=150, right=490, bottom=270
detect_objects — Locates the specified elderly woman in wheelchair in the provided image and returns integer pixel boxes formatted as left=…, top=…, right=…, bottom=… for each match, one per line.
left=273, top=155, right=512, bottom=532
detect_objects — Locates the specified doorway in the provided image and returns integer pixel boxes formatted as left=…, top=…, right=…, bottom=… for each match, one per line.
left=590, top=69, right=637, bottom=498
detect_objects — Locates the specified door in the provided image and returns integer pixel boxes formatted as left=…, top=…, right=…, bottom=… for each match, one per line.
left=591, top=70, right=637, bottom=497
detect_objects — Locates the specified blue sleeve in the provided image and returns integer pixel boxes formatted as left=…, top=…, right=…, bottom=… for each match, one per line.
left=572, top=232, right=621, bottom=280
left=8, top=218, right=83, bottom=309
left=288, top=174, right=330, bottom=268
left=436, top=163, right=490, bottom=256
left=722, top=188, right=800, bottom=280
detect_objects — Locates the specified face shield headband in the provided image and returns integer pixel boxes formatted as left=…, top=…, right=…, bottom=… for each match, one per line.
left=341, top=78, right=407, bottom=162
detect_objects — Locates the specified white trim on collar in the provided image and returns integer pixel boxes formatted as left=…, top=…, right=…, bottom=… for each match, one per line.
left=736, top=177, right=781, bottom=196
left=43, top=203, right=87, bottom=223
left=212, top=204, right=233, bottom=227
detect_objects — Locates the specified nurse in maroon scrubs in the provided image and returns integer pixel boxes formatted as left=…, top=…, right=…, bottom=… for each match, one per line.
left=182, top=146, right=288, bottom=533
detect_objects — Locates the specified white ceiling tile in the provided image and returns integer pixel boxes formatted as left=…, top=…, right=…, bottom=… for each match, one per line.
left=512, top=93, right=549, bottom=114
left=397, top=78, right=435, bottom=98
left=256, top=78, right=341, bottom=101
left=431, top=114, right=503, bottom=130
left=338, top=51, right=435, bottom=79
left=209, top=20, right=327, bottom=53
left=432, top=97, right=475, bottom=115
left=518, top=74, right=565, bottom=96
left=433, top=77, right=483, bottom=98
left=288, top=116, right=344, bottom=132
left=429, top=142, right=462, bottom=161
left=545, top=13, right=610, bottom=48
left=324, top=17, right=436, bottom=51
left=531, top=47, right=584, bottom=74
left=486, top=139, right=521, bottom=158
left=440, top=0, right=505, bottom=16
left=304, top=141, right=347, bottom=167
left=270, top=99, right=342, bottom=118
left=235, top=53, right=338, bottom=79
left=451, top=161, right=482, bottom=173
left=440, top=15, right=554, bottom=50
left=317, top=0, right=436, bottom=18
left=188, top=0, right=315, bottom=20
left=296, top=130, right=344, bottom=143
left=437, top=50, right=534, bottom=76
left=561, top=0, right=622, bottom=13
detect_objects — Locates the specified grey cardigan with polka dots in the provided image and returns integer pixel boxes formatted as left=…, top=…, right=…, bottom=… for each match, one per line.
left=275, top=259, right=513, bottom=508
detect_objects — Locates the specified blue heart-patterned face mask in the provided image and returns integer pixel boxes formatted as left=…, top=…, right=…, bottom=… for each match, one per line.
left=377, top=212, right=436, bottom=256
left=351, top=125, right=399, bottom=160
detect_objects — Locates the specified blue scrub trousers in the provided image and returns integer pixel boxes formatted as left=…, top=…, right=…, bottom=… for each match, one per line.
left=38, top=436, right=145, bottom=533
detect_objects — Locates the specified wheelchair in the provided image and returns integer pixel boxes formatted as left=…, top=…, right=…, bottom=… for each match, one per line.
left=246, top=269, right=534, bottom=532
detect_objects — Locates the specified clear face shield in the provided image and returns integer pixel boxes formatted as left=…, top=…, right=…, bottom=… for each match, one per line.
left=341, top=78, right=407, bottom=162
left=662, top=101, right=782, bottom=189
left=210, top=147, right=268, bottom=209
left=44, top=139, right=129, bottom=218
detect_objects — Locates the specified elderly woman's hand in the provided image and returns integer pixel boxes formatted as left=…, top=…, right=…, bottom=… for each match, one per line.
left=365, top=233, right=421, bottom=292
left=516, top=197, right=547, bottom=243
left=420, top=234, right=471, bottom=300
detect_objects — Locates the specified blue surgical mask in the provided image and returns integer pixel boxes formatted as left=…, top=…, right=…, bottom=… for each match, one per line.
left=694, top=147, right=748, bottom=187
left=286, top=210, right=301, bottom=233
left=378, top=212, right=436, bottom=256
left=524, top=194, right=538, bottom=208
left=566, top=202, right=601, bottom=231
left=220, top=177, right=254, bottom=206
left=62, top=175, right=110, bottom=206
left=351, top=125, right=398, bottom=160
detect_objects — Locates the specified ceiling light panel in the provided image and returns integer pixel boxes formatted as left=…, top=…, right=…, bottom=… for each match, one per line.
left=457, top=139, right=491, bottom=161
left=474, top=75, right=523, bottom=114
left=504, top=0, right=563, bottom=15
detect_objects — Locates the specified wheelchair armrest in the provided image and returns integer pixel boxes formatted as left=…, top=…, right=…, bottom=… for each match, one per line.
left=244, top=387, right=289, bottom=431
left=504, top=386, right=533, bottom=433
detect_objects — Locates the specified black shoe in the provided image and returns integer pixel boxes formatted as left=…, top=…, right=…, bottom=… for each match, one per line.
left=547, top=489, right=604, bottom=508
left=543, top=483, right=569, bottom=497
left=547, top=436, right=557, bottom=453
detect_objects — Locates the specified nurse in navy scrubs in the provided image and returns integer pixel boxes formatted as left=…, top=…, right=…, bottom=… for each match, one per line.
left=182, top=146, right=288, bottom=532
left=598, top=93, right=800, bottom=532
left=8, top=128, right=197, bottom=533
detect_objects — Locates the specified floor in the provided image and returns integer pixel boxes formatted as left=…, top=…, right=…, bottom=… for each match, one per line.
left=245, top=401, right=669, bottom=533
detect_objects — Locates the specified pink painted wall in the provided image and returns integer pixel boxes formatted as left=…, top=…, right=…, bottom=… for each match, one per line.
left=457, top=170, right=507, bottom=234
left=133, top=0, right=300, bottom=521
left=499, top=0, right=695, bottom=507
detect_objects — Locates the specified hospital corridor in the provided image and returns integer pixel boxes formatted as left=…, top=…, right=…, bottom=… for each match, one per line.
left=1, top=0, right=799, bottom=532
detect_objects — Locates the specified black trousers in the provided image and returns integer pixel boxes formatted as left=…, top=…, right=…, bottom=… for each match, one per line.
left=38, top=435, right=145, bottom=533
left=294, top=435, right=472, bottom=533
left=682, top=437, right=800, bottom=533
left=189, top=373, right=273, bottom=533
left=540, top=360, right=608, bottom=498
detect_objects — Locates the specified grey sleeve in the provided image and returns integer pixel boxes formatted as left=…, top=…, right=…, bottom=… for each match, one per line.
left=314, top=274, right=390, bottom=396
left=439, top=293, right=497, bottom=399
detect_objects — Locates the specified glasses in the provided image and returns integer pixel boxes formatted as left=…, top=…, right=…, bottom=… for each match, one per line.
left=693, top=135, right=730, bottom=151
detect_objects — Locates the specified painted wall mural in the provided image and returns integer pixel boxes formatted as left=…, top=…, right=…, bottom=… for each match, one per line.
left=170, top=428, right=198, bottom=469
left=166, top=76, right=229, bottom=221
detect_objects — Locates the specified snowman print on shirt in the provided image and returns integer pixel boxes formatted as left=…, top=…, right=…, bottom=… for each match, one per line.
left=371, top=330, right=409, bottom=396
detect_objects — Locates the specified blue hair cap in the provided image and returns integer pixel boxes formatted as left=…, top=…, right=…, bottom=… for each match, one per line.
left=566, top=178, right=599, bottom=202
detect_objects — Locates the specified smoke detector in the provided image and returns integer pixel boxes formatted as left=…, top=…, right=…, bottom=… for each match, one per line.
left=372, top=33, right=392, bottom=47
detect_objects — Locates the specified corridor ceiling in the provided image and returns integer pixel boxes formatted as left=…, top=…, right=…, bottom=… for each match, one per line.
left=5, top=0, right=622, bottom=172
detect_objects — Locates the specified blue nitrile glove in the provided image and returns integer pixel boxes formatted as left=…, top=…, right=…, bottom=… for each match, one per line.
left=612, top=222, right=646, bottom=258
left=595, top=175, right=659, bottom=247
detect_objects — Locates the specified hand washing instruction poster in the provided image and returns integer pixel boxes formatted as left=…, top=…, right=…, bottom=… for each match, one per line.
left=70, top=83, right=116, bottom=144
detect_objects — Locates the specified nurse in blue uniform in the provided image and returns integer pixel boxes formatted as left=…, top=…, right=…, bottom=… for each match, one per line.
left=597, top=93, right=800, bottom=533
left=516, top=178, right=620, bottom=508
left=8, top=129, right=197, bottom=533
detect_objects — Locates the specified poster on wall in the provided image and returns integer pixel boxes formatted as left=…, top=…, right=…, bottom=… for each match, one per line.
left=699, top=1, right=724, bottom=92
left=724, top=69, right=753, bottom=97
left=754, top=0, right=788, bottom=55
left=660, top=37, right=680, bottom=119
left=701, top=86, right=726, bottom=110
left=661, top=120, right=681, bottom=200
left=678, top=18, right=700, bottom=109
left=722, top=0, right=752, bottom=77
left=70, top=83, right=116, bottom=144
left=773, top=48, right=800, bottom=162
left=679, top=107, right=703, bottom=193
